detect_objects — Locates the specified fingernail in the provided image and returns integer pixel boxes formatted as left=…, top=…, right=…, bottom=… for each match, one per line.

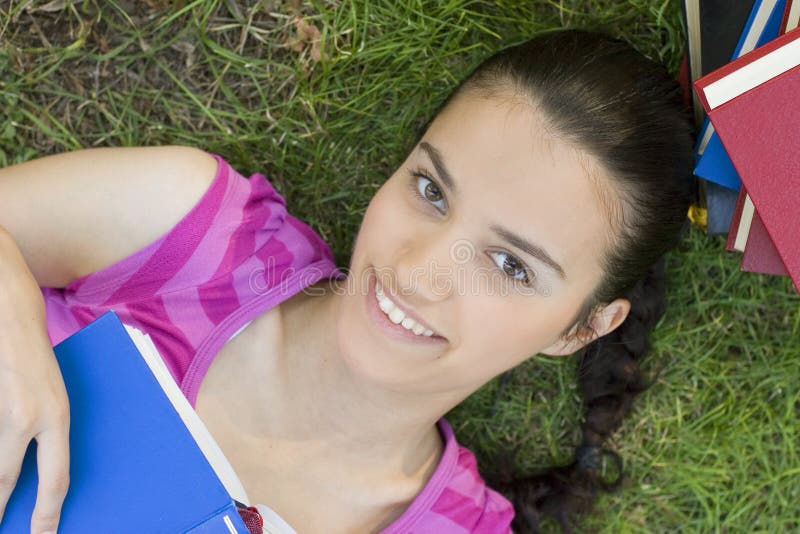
left=41, top=531, right=56, bottom=534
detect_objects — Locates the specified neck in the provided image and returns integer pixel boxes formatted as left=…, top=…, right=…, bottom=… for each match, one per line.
left=245, top=278, right=454, bottom=477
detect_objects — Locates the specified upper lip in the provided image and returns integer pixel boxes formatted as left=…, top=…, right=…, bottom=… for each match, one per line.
left=373, top=274, right=445, bottom=339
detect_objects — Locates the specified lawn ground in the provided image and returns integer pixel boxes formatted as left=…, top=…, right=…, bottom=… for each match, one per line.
left=1, top=1, right=799, bottom=532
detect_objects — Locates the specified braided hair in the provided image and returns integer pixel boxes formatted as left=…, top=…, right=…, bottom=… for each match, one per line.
left=434, top=30, right=694, bottom=531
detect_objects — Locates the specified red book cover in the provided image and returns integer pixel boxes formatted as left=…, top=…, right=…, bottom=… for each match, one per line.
left=741, top=209, right=791, bottom=275
left=729, top=187, right=790, bottom=275
left=694, top=26, right=800, bottom=292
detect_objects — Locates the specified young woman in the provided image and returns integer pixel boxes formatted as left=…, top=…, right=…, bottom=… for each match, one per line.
left=0, top=30, right=693, bottom=533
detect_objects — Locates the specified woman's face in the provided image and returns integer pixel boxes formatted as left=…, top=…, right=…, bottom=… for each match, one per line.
left=337, top=89, right=619, bottom=396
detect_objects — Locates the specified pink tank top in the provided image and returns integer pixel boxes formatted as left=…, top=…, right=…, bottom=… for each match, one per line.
left=40, top=153, right=514, bottom=533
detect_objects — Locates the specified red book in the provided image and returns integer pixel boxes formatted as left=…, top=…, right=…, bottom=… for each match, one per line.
left=694, top=26, right=800, bottom=292
left=726, top=0, right=797, bottom=277
left=728, top=188, right=790, bottom=275
left=741, top=209, right=791, bottom=275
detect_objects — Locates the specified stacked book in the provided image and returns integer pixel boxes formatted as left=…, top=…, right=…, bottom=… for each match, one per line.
left=683, top=0, right=800, bottom=292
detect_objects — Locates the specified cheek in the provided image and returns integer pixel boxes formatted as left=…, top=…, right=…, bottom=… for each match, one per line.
left=351, top=188, right=387, bottom=262
left=455, top=298, right=579, bottom=370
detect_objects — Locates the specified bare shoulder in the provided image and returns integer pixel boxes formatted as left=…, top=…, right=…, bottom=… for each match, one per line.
left=0, top=145, right=220, bottom=287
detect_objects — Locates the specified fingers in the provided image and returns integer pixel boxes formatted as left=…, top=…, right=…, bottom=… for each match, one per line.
left=0, top=434, right=28, bottom=524
left=30, top=428, right=71, bottom=534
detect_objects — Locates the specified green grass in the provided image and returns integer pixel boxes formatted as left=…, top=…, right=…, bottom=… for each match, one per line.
left=2, top=0, right=798, bottom=531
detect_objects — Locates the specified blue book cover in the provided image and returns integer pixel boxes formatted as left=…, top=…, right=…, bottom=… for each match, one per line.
left=1, top=311, right=250, bottom=533
left=705, top=181, right=741, bottom=234
left=694, top=0, right=787, bottom=191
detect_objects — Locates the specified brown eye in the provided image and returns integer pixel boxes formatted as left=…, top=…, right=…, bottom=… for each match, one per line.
left=502, top=257, right=518, bottom=276
left=490, top=250, right=533, bottom=285
left=411, top=173, right=447, bottom=212
left=424, top=182, right=442, bottom=202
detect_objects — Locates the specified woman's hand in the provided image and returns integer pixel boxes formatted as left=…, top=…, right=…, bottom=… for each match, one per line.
left=0, top=228, right=70, bottom=534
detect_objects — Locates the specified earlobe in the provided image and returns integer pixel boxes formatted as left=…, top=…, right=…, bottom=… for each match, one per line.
left=539, top=298, right=631, bottom=357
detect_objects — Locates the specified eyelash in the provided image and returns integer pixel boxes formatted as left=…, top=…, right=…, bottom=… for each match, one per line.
left=406, top=167, right=535, bottom=286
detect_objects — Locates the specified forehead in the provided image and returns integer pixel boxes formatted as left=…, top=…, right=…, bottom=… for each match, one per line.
left=422, top=91, right=613, bottom=289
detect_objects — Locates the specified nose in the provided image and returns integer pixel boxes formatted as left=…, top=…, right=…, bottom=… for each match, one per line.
left=386, top=230, right=463, bottom=302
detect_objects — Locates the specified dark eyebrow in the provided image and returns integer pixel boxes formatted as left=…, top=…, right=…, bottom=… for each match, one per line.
left=420, top=140, right=567, bottom=281
left=419, top=141, right=457, bottom=196
left=490, top=224, right=567, bottom=281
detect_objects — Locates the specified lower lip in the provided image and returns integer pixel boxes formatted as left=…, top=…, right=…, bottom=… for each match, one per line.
left=365, top=267, right=447, bottom=345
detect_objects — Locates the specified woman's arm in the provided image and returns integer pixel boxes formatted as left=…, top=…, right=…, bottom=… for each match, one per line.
left=0, top=145, right=219, bottom=288
left=0, top=227, right=72, bottom=534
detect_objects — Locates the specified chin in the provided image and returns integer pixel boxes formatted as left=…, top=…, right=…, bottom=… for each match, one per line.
left=335, top=305, right=400, bottom=382
left=333, top=303, right=446, bottom=394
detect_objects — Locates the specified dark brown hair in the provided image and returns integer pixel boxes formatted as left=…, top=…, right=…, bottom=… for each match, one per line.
left=439, top=29, right=694, bottom=532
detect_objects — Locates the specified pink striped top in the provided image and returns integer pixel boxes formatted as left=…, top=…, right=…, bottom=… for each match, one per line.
left=40, top=153, right=514, bottom=533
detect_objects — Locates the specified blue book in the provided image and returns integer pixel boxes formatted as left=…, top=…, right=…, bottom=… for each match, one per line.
left=1, top=311, right=252, bottom=533
left=694, top=0, right=787, bottom=191
left=705, top=181, right=742, bottom=234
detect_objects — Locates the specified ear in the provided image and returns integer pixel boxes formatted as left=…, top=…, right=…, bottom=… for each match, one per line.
left=539, top=298, right=631, bottom=357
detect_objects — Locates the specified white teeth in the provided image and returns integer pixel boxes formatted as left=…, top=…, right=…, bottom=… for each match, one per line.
left=388, top=307, right=405, bottom=324
left=374, top=280, right=437, bottom=337
left=378, top=298, right=394, bottom=314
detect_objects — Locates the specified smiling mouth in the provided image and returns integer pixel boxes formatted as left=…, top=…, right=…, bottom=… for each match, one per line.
left=366, top=266, right=448, bottom=344
left=375, top=278, right=437, bottom=336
